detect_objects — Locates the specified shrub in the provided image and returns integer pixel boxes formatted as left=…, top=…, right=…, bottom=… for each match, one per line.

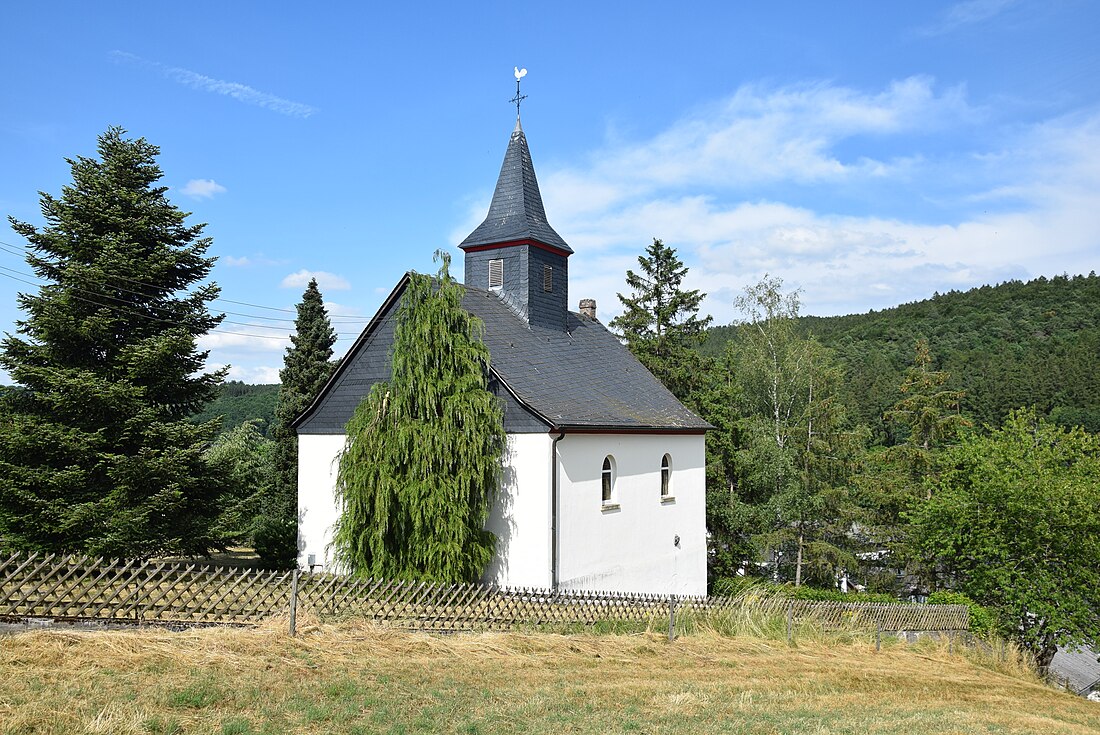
left=927, top=591, right=996, bottom=635
left=710, top=577, right=896, bottom=604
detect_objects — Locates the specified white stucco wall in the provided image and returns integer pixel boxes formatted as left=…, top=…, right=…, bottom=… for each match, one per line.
left=297, top=432, right=553, bottom=586
left=556, top=433, right=707, bottom=596
left=297, top=433, right=345, bottom=570
left=298, top=430, right=707, bottom=597
left=482, top=433, right=552, bottom=589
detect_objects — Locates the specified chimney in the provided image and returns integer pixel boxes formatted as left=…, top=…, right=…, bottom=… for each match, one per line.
left=579, top=299, right=597, bottom=320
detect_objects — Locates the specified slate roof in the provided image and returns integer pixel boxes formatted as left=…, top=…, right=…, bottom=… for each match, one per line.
left=1050, top=646, right=1100, bottom=695
left=459, top=120, right=573, bottom=255
left=294, top=275, right=710, bottom=433
left=461, top=284, right=707, bottom=431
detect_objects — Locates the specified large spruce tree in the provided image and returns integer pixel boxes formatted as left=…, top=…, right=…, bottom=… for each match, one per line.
left=332, top=252, right=505, bottom=583
left=610, top=238, right=712, bottom=403
left=263, top=278, right=336, bottom=568
left=0, top=127, right=226, bottom=558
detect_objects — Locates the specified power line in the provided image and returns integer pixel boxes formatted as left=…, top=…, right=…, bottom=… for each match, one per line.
left=0, top=269, right=363, bottom=342
left=0, top=238, right=373, bottom=323
left=0, top=262, right=364, bottom=335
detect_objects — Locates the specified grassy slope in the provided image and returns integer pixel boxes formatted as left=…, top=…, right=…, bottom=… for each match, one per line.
left=2, top=621, right=1097, bottom=735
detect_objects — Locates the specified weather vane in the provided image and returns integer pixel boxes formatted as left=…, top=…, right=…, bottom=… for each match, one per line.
left=511, top=67, right=528, bottom=119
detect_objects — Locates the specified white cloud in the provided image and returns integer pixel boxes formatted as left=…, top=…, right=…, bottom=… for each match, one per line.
left=539, top=77, right=977, bottom=221
left=180, top=178, right=227, bottom=199
left=280, top=270, right=351, bottom=291
left=220, top=254, right=287, bottom=268
left=321, top=300, right=367, bottom=320
left=111, top=50, right=317, bottom=118
left=224, top=365, right=282, bottom=384
left=919, top=0, right=1019, bottom=35
left=199, top=331, right=289, bottom=353
left=542, top=80, right=1100, bottom=326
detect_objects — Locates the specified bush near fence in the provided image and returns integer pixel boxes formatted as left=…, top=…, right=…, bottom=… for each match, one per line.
left=0, top=551, right=968, bottom=634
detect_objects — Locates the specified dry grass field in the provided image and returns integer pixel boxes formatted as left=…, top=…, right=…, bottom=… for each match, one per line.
left=1, top=617, right=1097, bottom=735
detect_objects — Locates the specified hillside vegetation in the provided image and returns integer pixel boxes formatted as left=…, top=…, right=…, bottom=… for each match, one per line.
left=702, top=273, right=1100, bottom=442
left=190, top=381, right=279, bottom=437
left=2, top=622, right=1097, bottom=734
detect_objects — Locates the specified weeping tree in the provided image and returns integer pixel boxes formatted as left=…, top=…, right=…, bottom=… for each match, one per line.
left=331, top=252, right=505, bottom=583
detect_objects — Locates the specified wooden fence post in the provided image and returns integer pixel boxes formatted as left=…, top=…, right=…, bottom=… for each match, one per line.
left=289, top=568, right=299, bottom=637
left=786, top=602, right=793, bottom=646
left=668, top=595, right=676, bottom=642
left=875, top=619, right=882, bottom=652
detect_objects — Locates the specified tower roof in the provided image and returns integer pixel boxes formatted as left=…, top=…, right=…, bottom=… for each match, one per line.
left=459, top=121, right=573, bottom=254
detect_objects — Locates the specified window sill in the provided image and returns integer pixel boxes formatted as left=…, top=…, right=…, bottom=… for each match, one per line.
left=601, top=502, right=621, bottom=512
left=660, top=496, right=676, bottom=504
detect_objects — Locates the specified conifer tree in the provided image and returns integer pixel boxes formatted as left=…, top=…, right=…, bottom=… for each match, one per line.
left=332, top=252, right=505, bottom=582
left=852, top=339, right=971, bottom=587
left=262, top=278, right=336, bottom=567
left=610, top=238, right=712, bottom=403
left=0, top=127, right=225, bottom=557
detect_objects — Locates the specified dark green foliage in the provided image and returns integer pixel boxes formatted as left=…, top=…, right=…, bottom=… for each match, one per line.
left=711, top=576, right=896, bottom=603
left=332, top=252, right=505, bottom=583
left=701, top=272, right=1100, bottom=442
left=926, top=591, right=995, bottom=635
left=885, top=339, right=970, bottom=454
left=908, top=410, right=1100, bottom=670
left=267, top=279, right=336, bottom=568
left=190, top=381, right=279, bottom=437
left=203, top=420, right=275, bottom=545
left=0, top=127, right=225, bottom=557
left=850, top=340, right=971, bottom=584
left=610, top=238, right=713, bottom=404
left=705, top=277, right=865, bottom=588
left=783, top=586, right=896, bottom=604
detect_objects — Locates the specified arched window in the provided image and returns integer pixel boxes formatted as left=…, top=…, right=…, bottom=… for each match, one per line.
left=601, top=455, right=615, bottom=504
left=660, top=453, right=672, bottom=498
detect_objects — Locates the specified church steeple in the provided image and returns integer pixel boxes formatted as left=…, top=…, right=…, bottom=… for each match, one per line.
left=458, top=122, right=572, bottom=255
left=461, top=73, right=572, bottom=331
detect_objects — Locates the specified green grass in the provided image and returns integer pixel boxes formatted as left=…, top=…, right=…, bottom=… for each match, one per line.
left=1, top=619, right=1096, bottom=734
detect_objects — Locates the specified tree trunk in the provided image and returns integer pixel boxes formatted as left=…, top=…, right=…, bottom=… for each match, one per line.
left=1035, top=637, right=1058, bottom=677
left=794, top=531, right=804, bottom=587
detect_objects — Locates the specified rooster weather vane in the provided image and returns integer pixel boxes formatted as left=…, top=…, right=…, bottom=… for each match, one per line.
left=511, top=67, right=528, bottom=119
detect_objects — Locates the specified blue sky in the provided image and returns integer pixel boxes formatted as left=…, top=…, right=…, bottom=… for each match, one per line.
left=1, top=0, right=1097, bottom=383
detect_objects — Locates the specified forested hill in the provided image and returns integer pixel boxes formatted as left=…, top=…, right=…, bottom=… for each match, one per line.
left=701, top=272, right=1100, bottom=441
left=190, top=381, right=279, bottom=436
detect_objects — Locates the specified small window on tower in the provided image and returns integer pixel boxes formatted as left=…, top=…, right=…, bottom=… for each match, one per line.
left=543, top=264, right=553, bottom=292
left=488, top=259, right=504, bottom=290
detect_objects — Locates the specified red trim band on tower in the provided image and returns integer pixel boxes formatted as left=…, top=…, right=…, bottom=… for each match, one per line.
left=461, top=239, right=572, bottom=257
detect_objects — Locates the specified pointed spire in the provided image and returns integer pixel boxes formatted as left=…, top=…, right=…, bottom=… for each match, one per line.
left=459, top=124, right=572, bottom=254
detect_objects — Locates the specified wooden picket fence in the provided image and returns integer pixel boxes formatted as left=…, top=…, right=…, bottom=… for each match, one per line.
left=0, top=551, right=968, bottom=633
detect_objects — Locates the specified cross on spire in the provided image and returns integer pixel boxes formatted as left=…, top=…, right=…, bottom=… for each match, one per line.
left=511, top=67, right=528, bottom=120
